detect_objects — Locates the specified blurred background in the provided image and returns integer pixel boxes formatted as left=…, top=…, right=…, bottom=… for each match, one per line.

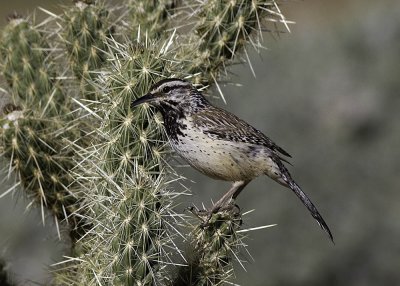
left=0, top=0, right=399, bottom=285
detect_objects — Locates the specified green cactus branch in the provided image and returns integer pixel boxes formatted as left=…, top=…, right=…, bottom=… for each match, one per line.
left=63, top=0, right=113, bottom=100
left=173, top=209, right=245, bottom=286
left=129, top=0, right=179, bottom=39
left=0, top=15, right=82, bottom=237
left=67, top=38, right=191, bottom=285
left=181, top=0, right=291, bottom=85
left=0, top=16, right=68, bottom=113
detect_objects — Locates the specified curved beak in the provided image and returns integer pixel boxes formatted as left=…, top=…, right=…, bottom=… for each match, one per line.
left=131, top=93, right=154, bottom=109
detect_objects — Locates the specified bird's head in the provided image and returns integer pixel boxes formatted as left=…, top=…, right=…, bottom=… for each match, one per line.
left=131, top=78, right=207, bottom=112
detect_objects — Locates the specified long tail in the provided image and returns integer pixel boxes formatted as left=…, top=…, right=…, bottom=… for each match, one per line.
left=277, top=164, right=334, bottom=243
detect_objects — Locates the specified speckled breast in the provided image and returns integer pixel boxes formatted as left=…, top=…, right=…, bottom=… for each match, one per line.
left=170, top=120, right=269, bottom=181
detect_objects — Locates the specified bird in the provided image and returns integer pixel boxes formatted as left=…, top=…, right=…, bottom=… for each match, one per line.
left=131, top=78, right=333, bottom=242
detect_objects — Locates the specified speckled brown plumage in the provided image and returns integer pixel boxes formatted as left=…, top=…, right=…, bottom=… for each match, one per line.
left=131, top=78, right=333, bottom=242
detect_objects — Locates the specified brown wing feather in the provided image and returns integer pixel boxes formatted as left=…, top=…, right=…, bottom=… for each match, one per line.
left=192, top=106, right=291, bottom=157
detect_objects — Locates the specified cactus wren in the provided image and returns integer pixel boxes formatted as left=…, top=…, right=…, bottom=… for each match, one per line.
left=131, top=78, right=333, bottom=242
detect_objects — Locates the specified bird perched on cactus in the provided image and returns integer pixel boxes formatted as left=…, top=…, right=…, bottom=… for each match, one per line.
left=131, top=78, right=334, bottom=242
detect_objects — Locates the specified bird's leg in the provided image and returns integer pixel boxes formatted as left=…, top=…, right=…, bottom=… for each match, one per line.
left=212, top=180, right=249, bottom=212
left=194, top=181, right=249, bottom=227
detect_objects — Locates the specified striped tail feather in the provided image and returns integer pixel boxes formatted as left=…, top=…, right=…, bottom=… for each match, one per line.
left=276, top=162, right=334, bottom=243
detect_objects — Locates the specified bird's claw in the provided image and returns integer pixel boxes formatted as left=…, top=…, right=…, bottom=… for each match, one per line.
left=187, top=205, right=211, bottom=227
left=187, top=202, right=242, bottom=227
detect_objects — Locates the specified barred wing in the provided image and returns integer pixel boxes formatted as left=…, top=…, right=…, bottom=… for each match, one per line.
left=192, top=106, right=291, bottom=157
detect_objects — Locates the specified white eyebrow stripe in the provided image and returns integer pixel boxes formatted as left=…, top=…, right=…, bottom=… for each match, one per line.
left=156, top=81, right=191, bottom=92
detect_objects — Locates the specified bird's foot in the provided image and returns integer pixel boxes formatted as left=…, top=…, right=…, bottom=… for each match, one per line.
left=188, top=202, right=241, bottom=228
left=187, top=205, right=208, bottom=220
left=187, top=205, right=211, bottom=226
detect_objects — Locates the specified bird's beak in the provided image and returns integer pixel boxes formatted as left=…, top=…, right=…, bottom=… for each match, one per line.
left=131, top=93, right=154, bottom=109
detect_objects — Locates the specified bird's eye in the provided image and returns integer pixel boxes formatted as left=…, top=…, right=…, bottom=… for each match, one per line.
left=162, top=86, right=172, bottom=93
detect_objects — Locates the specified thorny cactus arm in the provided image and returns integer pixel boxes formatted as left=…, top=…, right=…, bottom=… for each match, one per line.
left=66, top=41, right=189, bottom=285
left=129, top=0, right=178, bottom=39
left=184, top=0, right=291, bottom=85
left=0, top=14, right=67, bottom=113
left=63, top=0, right=113, bottom=100
left=0, top=15, right=80, bottom=236
left=173, top=209, right=244, bottom=286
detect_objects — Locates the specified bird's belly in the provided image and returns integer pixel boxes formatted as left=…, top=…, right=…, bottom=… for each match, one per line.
left=171, top=133, right=266, bottom=181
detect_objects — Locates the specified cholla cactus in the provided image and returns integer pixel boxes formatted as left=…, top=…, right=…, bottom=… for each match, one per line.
left=67, top=37, right=192, bottom=285
left=0, top=15, right=79, bottom=234
left=63, top=0, right=113, bottom=99
left=0, top=14, right=67, bottom=113
left=0, top=1, right=290, bottom=285
left=173, top=208, right=244, bottom=285
left=129, top=0, right=178, bottom=39
left=185, top=0, right=290, bottom=85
